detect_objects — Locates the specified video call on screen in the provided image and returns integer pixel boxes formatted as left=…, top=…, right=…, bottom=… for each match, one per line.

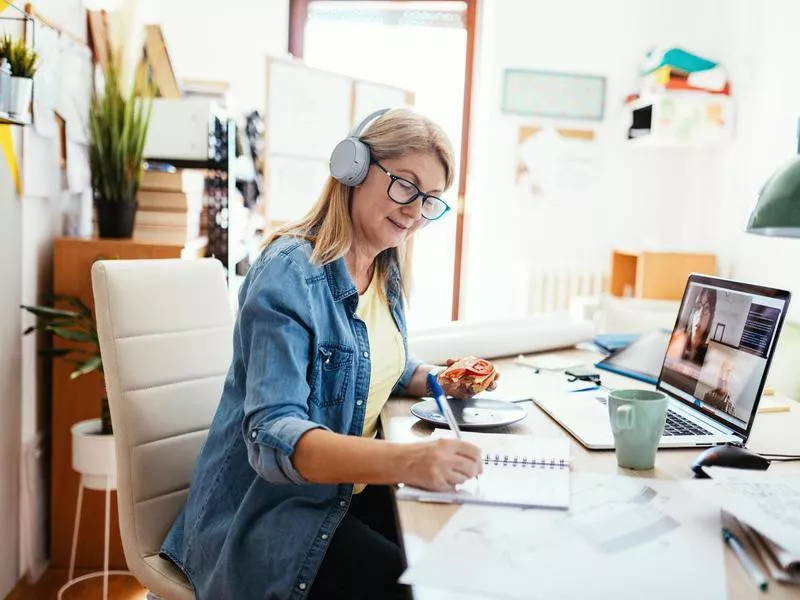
left=661, top=283, right=785, bottom=428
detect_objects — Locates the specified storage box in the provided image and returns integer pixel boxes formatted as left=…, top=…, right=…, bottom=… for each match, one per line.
left=609, top=250, right=717, bottom=300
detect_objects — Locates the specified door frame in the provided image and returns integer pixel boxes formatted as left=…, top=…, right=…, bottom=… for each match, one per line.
left=288, top=0, right=478, bottom=320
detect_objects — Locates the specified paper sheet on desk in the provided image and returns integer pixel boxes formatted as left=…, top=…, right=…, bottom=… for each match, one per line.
left=400, top=473, right=725, bottom=600
left=705, top=466, right=800, bottom=557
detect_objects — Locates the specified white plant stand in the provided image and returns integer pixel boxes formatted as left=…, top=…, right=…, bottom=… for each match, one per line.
left=57, top=418, right=135, bottom=600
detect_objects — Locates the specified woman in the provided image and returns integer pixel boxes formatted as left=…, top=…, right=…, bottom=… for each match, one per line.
left=161, top=108, right=490, bottom=600
left=666, top=287, right=718, bottom=369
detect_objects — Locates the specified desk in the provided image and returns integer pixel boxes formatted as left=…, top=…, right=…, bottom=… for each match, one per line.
left=381, top=349, right=800, bottom=600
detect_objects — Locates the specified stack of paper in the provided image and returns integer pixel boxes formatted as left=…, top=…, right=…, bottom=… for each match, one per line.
left=706, top=467, right=800, bottom=585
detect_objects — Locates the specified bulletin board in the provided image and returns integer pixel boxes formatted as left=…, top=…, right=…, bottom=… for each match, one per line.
left=502, top=69, right=606, bottom=121
left=263, top=57, right=412, bottom=225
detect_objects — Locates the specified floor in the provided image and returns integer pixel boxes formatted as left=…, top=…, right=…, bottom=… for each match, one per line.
left=5, top=569, right=147, bottom=600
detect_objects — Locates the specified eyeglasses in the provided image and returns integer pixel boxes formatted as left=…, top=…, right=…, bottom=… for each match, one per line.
left=372, top=160, right=450, bottom=221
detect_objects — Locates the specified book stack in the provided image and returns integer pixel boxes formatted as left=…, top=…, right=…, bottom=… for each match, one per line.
left=134, top=169, right=206, bottom=244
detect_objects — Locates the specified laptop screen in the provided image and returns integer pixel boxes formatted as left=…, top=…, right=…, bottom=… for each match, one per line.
left=658, top=276, right=790, bottom=436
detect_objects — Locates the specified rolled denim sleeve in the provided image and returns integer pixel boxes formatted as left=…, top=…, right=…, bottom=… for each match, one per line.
left=238, top=253, right=328, bottom=485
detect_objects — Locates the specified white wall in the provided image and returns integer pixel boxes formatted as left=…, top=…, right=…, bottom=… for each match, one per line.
left=462, top=0, right=744, bottom=320
left=0, top=126, right=23, bottom=597
left=136, top=0, right=290, bottom=113
left=722, top=0, right=800, bottom=321
left=0, top=1, right=89, bottom=592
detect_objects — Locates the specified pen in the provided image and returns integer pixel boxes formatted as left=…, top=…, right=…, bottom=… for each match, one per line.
left=723, top=528, right=768, bottom=592
left=427, top=372, right=462, bottom=439
left=428, top=372, right=480, bottom=482
left=569, top=385, right=601, bottom=393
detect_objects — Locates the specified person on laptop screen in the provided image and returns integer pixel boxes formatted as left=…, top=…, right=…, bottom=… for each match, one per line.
left=701, top=359, right=735, bottom=415
left=667, top=287, right=717, bottom=369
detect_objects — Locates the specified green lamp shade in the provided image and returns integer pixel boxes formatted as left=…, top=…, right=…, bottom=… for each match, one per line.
left=747, top=156, right=800, bottom=237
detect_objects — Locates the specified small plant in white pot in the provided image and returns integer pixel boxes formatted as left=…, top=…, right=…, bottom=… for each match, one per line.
left=22, top=296, right=117, bottom=488
left=0, top=34, right=39, bottom=116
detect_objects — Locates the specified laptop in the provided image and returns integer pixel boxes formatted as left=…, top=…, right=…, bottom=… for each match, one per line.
left=535, top=274, right=791, bottom=449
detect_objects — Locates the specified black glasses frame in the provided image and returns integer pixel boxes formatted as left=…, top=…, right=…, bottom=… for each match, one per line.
left=372, top=160, right=451, bottom=221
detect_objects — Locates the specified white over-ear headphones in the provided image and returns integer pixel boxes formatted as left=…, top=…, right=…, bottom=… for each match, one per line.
left=329, top=108, right=390, bottom=187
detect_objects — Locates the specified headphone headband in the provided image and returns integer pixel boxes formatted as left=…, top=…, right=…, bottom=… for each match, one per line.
left=348, top=108, right=390, bottom=139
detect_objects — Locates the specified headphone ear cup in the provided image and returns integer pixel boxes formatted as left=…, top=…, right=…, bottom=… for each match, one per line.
left=329, top=137, right=371, bottom=186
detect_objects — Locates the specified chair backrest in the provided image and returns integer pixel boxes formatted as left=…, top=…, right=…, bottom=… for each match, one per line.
left=92, top=258, right=233, bottom=592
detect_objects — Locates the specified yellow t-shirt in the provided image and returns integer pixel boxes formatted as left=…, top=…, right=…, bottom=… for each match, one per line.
left=353, top=274, right=405, bottom=493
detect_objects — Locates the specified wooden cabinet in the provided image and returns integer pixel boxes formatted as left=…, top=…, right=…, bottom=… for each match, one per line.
left=51, top=236, right=206, bottom=569
left=609, top=250, right=717, bottom=301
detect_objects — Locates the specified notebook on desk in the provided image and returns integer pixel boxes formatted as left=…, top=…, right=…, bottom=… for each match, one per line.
left=395, top=431, right=571, bottom=510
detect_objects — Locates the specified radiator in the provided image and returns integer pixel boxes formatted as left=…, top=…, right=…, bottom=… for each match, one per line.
left=528, top=268, right=607, bottom=314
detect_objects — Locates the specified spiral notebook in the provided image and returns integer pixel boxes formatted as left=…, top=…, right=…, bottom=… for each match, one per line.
left=395, top=431, right=571, bottom=510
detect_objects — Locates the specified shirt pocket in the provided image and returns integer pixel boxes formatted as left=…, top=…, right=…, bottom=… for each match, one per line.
left=311, top=343, right=353, bottom=407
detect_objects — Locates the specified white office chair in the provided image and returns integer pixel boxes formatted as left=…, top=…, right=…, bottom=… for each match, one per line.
left=92, top=258, right=234, bottom=599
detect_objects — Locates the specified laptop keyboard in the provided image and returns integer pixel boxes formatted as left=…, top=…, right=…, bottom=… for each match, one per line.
left=663, top=410, right=713, bottom=437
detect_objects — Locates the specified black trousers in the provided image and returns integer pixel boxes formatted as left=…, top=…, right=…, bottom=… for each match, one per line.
left=308, top=485, right=412, bottom=600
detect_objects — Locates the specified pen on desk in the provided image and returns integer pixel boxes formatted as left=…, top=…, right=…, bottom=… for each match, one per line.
left=569, top=385, right=601, bottom=393
left=723, top=528, right=769, bottom=592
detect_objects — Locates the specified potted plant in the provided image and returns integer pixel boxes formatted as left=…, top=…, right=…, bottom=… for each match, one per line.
left=21, top=295, right=112, bottom=435
left=0, top=34, right=38, bottom=116
left=89, top=61, right=153, bottom=238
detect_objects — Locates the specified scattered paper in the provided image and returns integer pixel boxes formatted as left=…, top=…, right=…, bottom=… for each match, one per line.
left=401, top=473, right=725, bottom=600
left=705, top=466, right=800, bottom=557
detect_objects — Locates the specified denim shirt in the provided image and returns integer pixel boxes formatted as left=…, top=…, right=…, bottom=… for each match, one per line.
left=161, top=236, right=421, bottom=600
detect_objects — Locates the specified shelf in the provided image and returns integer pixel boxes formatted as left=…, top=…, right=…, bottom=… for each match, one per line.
left=143, top=156, right=227, bottom=170
left=0, top=111, right=30, bottom=126
left=626, top=91, right=733, bottom=147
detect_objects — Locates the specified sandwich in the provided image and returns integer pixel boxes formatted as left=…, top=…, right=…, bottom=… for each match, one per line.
left=437, top=356, right=498, bottom=396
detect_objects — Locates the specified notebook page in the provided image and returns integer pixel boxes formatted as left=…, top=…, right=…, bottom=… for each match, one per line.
left=430, top=429, right=572, bottom=467
left=395, top=431, right=571, bottom=509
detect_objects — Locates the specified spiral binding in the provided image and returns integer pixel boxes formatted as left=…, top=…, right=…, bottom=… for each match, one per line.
left=483, top=453, right=570, bottom=469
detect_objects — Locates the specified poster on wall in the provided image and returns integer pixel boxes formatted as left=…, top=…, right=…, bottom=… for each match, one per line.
left=55, top=35, right=92, bottom=145
left=503, top=70, right=606, bottom=121
left=515, top=125, right=598, bottom=202
left=32, top=26, right=60, bottom=138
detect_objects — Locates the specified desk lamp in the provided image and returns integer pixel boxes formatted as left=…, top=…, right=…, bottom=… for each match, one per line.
left=747, top=156, right=800, bottom=237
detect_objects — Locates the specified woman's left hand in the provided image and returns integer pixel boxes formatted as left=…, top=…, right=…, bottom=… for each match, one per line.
left=438, top=358, right=500, bottom=399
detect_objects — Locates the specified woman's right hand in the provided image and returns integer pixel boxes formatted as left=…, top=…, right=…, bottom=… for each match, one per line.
left=399, top=439, right=483, bottom=491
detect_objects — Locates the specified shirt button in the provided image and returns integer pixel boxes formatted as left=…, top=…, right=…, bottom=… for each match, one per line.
left=250, top=430, right=257, bottom=440
left=363, top=351, right=369, bottom=358
left=339, top=500, right=347, bottom=507
left=356, top=400, right=363, bottom=406
left=298, top=582, right=307, bottom=591
left=321, top=533, right=329, bottom=540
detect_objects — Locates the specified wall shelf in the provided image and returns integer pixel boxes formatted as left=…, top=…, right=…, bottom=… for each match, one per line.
left=626, top=92, right=733, bottom=147
left=0, top=111, right=30, bottom=126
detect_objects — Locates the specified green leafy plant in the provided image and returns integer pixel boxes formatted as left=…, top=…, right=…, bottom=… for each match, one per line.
left=22, top=295, right=113, bottom=434
left=21, top=295, right=102, bottom=380
left=0, top=34, right=39, bottom=78
left=89, top=61, right=153, bottom=204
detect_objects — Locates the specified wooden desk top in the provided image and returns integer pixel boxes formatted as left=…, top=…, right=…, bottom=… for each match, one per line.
left=381, top=349, right=800, bottom=600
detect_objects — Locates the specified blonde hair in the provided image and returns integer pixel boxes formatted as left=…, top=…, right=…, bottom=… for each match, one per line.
left=264, top=108, right=455, bottom=299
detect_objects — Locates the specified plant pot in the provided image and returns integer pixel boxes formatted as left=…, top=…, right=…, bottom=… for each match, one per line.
left=95, top=198, right=137, bottom=239
left=71, top=419, right=116, bottom=491
left=0, top=62, right=11, bottom=114
left=8, top=76, right=32, bottom=116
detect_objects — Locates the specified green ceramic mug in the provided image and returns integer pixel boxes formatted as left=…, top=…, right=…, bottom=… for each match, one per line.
left=608, top=389, right=668, bottom=470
